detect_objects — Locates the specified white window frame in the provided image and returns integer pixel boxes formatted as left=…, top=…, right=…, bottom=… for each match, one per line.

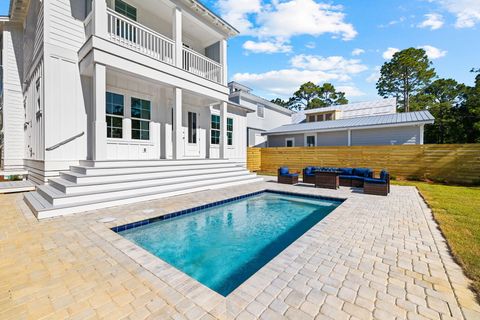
left=305, top=134, right=316, bottom=147
left=285, top=138, right=295, bottom=147
left=257, top=104, right=265, bottom=118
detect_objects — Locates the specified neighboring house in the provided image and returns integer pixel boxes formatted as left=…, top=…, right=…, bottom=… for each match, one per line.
left=264, top=99, right=434, bottom=147
left=0, top=0, right=261, bottom=217
left=228, top=81, right=294, bottom=147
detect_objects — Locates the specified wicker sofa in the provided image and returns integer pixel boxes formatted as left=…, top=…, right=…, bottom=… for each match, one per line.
left=338, top=168, right=374, bottom=187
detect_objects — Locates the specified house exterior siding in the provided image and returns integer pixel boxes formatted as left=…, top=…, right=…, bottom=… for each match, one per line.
left=317, top=131, right=348, bottom=146
left=351, top=126, right=421, bottom=146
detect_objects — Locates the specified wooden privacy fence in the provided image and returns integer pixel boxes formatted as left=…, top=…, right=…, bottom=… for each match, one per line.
left=247, top=144, right=480, bottom=185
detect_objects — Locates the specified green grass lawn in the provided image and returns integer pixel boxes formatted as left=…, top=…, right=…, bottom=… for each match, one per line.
left=393, top=180, right=480, bottom=296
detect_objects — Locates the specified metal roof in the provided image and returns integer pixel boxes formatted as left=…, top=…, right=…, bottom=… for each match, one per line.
left=264, top=110, right=435, bottom=135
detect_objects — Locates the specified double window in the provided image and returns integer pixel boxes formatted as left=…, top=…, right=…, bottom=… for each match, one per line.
left=211, top=115, right=220, bottom=145
left=131, top=98, right=151, bottom=140
left=106, top=92, right=124, bottom=138
left=227, top=118, right=233, bottom=146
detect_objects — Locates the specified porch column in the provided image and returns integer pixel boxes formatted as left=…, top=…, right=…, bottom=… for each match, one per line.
left=347, top=129, right=351, bottom=146
left=172, top=87, right=183, bottom=159
left=93, top=63, right=107, bottom=160
left=419, top=125, right=424, bottom=145
left=92, top=0, right=107, bottom=38
left=220, top=39, right=227, bottom=85
left=172, top=7, right=182, bottom=68
left=219, top=102, right=227, bottom=159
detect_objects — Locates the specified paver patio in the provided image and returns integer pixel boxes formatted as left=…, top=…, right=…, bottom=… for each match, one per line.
left=1, top=177, right=479, bottom=319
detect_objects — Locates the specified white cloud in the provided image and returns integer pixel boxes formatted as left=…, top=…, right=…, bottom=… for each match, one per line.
left=430, top=0, right=480, bottom=28
left=243, top=40, right=292, bottom=53
left=366, top=66, right=381, bottom=83
left=232, top=54, right=367, bottom=97
left=418, top=13, right=444, bottom=30
left=351, top=48, right=365, bottom=56
left=218, top=0, right=357, bottom=54
left=382, top=47, right=400, bottom=59
left=419, top=45, right=447, bottom=59
left=336, top=85, right=366, bottom=97
left=305, top=42, right=316, bottom=49
left=290, top=55, right=368, bottom=75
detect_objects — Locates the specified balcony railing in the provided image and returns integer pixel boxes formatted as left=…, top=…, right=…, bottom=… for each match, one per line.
left=182, top=47, right=222, bottom=84
left=106, top=9, right=174, bottom=65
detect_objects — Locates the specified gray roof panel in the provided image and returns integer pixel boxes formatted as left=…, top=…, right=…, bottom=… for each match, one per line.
left=264, top=110, right=435, bottom=135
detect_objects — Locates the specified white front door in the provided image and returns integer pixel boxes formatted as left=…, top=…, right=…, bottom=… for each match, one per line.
left=184, top=111, right=201, bottom=157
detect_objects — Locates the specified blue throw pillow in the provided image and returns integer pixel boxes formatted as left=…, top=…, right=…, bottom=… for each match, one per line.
left=279, top=167, right=289, bottom=175
left=353, top=168, right=370, bottom=177
left=340, top=168, right=353, bottom=175
left=304, top=166, right=314, bottom=175
left=380, top=170, right=388, bottom=180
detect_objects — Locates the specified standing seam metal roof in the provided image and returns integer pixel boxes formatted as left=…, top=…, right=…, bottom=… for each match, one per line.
left=264, top=110, right=434, bottom=135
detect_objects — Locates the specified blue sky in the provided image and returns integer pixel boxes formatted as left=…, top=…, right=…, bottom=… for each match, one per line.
left=1, top=0, right=477, bottom=102
left=202, top=0, right=479, bottom=102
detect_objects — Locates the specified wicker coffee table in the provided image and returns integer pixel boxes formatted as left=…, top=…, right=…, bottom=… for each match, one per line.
left=314, top=171, right=341, bottom=189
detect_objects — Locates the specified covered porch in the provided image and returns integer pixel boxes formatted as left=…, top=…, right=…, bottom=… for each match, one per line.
left=87, top=66, right=251, bottom=162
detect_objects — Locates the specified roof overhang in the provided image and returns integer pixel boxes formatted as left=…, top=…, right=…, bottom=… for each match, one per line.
left=263, top=120, right=434, bottom=136
left=179, top=0, right=239, bottom=38
left=226, top=100, right=255, bottom=113
left=232, top=91, right=295, bottom=116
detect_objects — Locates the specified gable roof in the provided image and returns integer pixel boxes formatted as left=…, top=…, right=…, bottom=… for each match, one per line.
left=264, top=110, right=434, bottom=135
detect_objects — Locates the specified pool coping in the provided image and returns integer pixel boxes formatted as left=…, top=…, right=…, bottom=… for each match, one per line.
left=102, top=188, right=349, bottom=316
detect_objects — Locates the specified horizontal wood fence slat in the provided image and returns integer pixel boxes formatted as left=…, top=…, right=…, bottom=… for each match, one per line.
left=247, top=144, right=480, bottom=185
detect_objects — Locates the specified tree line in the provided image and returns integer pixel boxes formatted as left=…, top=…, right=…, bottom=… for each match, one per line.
left=271, top=48, right=480, bottom=144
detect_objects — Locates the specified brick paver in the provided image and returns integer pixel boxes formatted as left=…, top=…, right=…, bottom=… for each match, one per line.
left=0, top=177, right=479, bottom=319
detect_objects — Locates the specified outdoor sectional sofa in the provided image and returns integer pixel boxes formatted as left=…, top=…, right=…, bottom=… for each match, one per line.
left=302, top=167, right=373, bottom=187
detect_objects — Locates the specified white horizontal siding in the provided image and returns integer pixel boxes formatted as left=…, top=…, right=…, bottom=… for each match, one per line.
left=47, top=0, right=86, bottom=51
left=317, top=131, right=348, bottom=146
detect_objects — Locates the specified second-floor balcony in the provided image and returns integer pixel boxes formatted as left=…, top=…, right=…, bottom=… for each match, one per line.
left=85, top=0, right=227, bottom=85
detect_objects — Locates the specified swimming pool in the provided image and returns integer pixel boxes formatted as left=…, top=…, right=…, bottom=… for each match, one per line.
left=116, top=191, right=342, bottom=296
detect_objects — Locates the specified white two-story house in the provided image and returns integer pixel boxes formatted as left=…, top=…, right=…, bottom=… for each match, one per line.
left=0, top=0, right=260, bottom=218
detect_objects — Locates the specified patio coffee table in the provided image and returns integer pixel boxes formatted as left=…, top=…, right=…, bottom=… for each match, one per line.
left=315, top=171, right=341, bottom=189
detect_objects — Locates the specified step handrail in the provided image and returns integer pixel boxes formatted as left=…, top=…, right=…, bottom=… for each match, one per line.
left=46, top=132, right=84, bottom=151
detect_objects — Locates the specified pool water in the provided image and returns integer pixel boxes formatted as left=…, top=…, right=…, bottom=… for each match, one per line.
left=118, top=192, right=341, bottom=296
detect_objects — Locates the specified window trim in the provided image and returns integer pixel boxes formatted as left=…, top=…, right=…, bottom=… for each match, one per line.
left=210, top=114, right=220, bottom=145
left=257, top=104, right=265, bottom=118
left=285, top=138, right=295, bottom=147
left=106, top=91, right=125, bottom=139
left=227, top=117, right=233, bottom=146
left=130, top=97, right=151, bottom=141
left=305, top=135, right=316, bottom=147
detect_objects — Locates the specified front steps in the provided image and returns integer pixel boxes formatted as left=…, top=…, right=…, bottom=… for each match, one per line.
left=24, top=159, right=262, bottom=219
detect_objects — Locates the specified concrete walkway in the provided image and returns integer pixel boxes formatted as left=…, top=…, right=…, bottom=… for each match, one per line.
left=0, top=180, right=35, bottom=194
left=0, top=177, right=479, bottom=319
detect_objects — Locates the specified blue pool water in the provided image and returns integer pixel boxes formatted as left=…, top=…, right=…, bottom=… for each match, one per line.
left=118, top=192, right=341, bottom=296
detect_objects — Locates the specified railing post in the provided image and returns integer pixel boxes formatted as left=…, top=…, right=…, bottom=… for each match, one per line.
left=172, top=6, right=182, bottom=68
left=92, top=0, right=107, bottom=38
left=220, top=39, right=227, bottom=85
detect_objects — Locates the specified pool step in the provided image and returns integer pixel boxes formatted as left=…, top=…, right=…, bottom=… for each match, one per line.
left=24, top=160, right=262, bottom=219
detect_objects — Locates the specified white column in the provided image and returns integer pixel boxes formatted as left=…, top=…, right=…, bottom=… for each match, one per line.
left=220, top=39, right=228, bottom=85
left=347, top=129, right=351, bottom=146
left=92, top=0, right=107, bottom=38
left=172, top=87, right=183, bottom=159
left=419, top=125, right=424, bottom=145
left=93, top=63, right=107, bottom=160
left=172, top=7, right=182, bottom=68
left=219, top=102, right=227, bottom=159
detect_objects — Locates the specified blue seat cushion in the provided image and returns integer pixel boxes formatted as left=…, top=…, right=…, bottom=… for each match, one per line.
left=350, top=175, right=365, bottom=181
left=365, top=177, right=387, bottom=184
left=380, top=170, right=388, bottom=180
left=339, top=168, right=353, bottom=175
left=353, top=168, right=372, bottom=177
left=304, top=166, right=314, bottom=175
left=279, top=167, right=289, bottom=175
left=285, top=173, right=299, bottom=177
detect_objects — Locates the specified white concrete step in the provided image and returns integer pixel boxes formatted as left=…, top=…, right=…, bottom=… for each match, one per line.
left=61, top=164, right=242, bottom=184
left=70, top=162, right=240, bottom=175
left=25, top=176, right=263, bottom=219
left=78, top=159, right=233, bottom=168
left=49, top=168, right=251, bottom=194
left=38, top=171, right=256, bottom=206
